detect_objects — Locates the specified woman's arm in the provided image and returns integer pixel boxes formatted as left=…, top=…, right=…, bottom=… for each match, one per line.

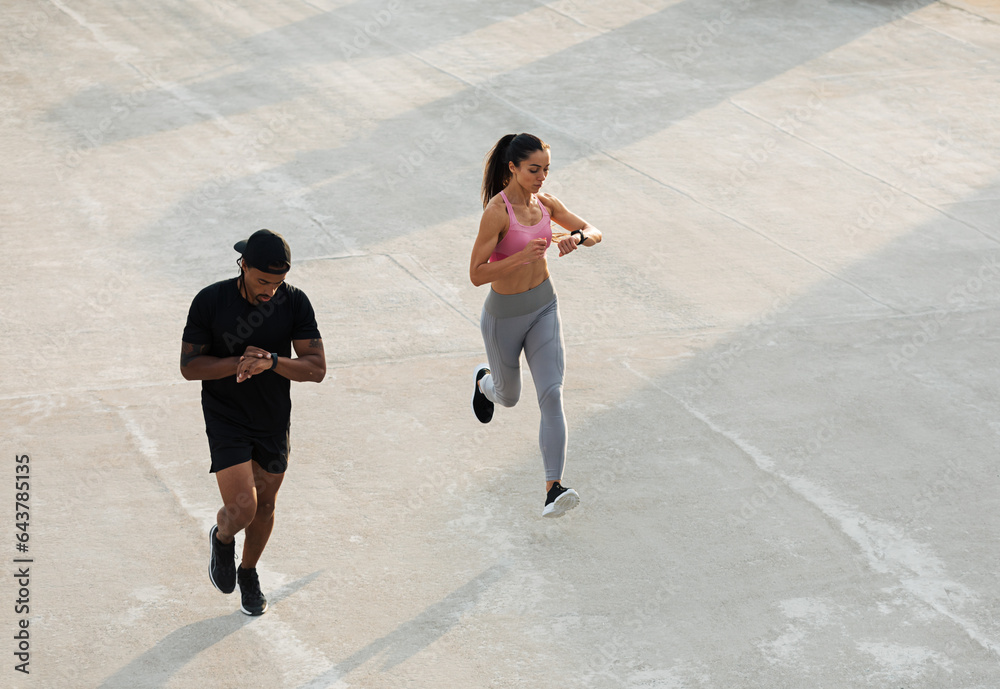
left=540, top=193, right=602, bottom=256
left=469, top=203, right=547, bottom=286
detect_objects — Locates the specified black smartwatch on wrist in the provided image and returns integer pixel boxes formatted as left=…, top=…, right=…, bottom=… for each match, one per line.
left=571, top=229, right=585, bottom=245
left=270, top=353, right=278, bottom=370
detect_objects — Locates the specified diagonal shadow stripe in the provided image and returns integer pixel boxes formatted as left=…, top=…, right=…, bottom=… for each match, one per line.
left=127, top=0, right=936, bottom=269
left=96, top=570, right=322, bottom=689
left=46, top=0, right=932, bottom=155
left=297, top=563, right=509, bottom=688
left=41, top=0, right=545, bottom=145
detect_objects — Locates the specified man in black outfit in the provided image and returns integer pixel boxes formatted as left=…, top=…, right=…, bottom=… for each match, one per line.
left=180, top=229, right=326, bottom=616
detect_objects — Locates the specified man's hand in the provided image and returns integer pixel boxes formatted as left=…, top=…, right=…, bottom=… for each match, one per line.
left=237, top=346, right=272, bottom=383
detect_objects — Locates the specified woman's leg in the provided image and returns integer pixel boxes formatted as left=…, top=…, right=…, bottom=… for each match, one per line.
left=479, top=306, right=525, bottom=408
left=523, top=299, right=567, bottom=484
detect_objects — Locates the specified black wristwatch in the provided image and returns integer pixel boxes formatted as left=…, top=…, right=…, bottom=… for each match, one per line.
left=571, top=229, right=585, bottom=245
left=270, top=353, right=278, bottom=369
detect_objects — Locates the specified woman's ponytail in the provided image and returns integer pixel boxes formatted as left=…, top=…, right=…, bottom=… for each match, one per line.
left=482, top=134, right=516, bottom=209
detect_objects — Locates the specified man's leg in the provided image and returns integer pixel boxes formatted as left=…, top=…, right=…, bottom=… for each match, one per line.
left=235, top=454, right=285, bottom=616
left=214, top=461, right=258, bottom=543
left=208, top=460, right=255, bottom=595
left=242, top=460, right=285, bottom=568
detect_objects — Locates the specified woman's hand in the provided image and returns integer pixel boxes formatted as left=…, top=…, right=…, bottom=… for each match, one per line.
left=557, top=233, right=580, bottom=257
left=518, top=237, right=549, bottom=264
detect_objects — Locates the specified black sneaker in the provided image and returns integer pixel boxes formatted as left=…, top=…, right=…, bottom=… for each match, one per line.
left=237, top=566, right=268, bottom=616
left=542, top=482, right=579, bottom=518
left=472, top=363, right=494, bottom=423
left=209, top=525, right=236, bottom=594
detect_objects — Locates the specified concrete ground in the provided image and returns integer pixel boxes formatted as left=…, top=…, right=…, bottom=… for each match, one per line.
left=3, top=0, right=1000, bottom=686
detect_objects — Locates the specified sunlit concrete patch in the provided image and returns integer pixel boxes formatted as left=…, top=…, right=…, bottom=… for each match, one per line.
left=729, top=42, right=1000, bottom=209
left=607, top=95, right=948, bottom=261
left=475, top=566, right=551, bottom=616
left=906, top=1, right=1000, bottom=49
left=410, top=0, right=683, bottom=84
left=415, top=6, right=602, bottom=81
left=298, top=54, right=466, bottom=130
left=545, top=0, right=678, bottom=32
left=856, top=641, right=953, bottom=681
left=945, top=0, right=1000, bottom=23
left=51, top=0, right=322, bottom=67
left=119, top=586, right=170, bottom=626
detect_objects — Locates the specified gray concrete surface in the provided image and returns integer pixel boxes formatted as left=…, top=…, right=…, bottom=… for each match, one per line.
left=3, top=0, right=1000, bottom=686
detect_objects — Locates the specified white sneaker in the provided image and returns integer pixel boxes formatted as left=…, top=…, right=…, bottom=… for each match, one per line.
left=542, top=482, right=579, bottom=518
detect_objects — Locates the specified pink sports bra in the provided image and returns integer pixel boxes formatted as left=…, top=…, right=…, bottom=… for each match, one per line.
left=490, top=191, right=552, bottom=263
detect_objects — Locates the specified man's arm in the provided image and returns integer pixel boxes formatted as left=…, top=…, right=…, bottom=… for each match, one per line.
left=180, top=341, right=240, bottom=381
left=278, top=337, right=326, bottom=383
left=236, top=339, right=326, bottom=383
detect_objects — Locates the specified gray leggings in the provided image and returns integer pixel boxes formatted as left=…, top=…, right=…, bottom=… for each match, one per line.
left=480, top=279, right=567, bottom=482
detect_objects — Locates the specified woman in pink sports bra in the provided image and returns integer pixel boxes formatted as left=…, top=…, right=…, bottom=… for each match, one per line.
left=469, top=132, right=603, bottom=518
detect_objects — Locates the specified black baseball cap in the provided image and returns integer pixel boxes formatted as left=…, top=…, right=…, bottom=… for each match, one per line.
left=234, top=229, right=291, bottom=274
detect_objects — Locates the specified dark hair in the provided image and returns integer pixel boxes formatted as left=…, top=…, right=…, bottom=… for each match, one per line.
left=481, top=133, right=549, bottom=208
left=237, top=257, right=247, bottom=298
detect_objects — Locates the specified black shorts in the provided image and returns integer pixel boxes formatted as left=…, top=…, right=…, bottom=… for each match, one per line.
left=206, top=422, right=290, bottom=474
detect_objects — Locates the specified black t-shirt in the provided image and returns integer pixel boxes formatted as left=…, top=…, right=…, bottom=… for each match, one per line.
left=182, top=277, right=321, bottom=434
